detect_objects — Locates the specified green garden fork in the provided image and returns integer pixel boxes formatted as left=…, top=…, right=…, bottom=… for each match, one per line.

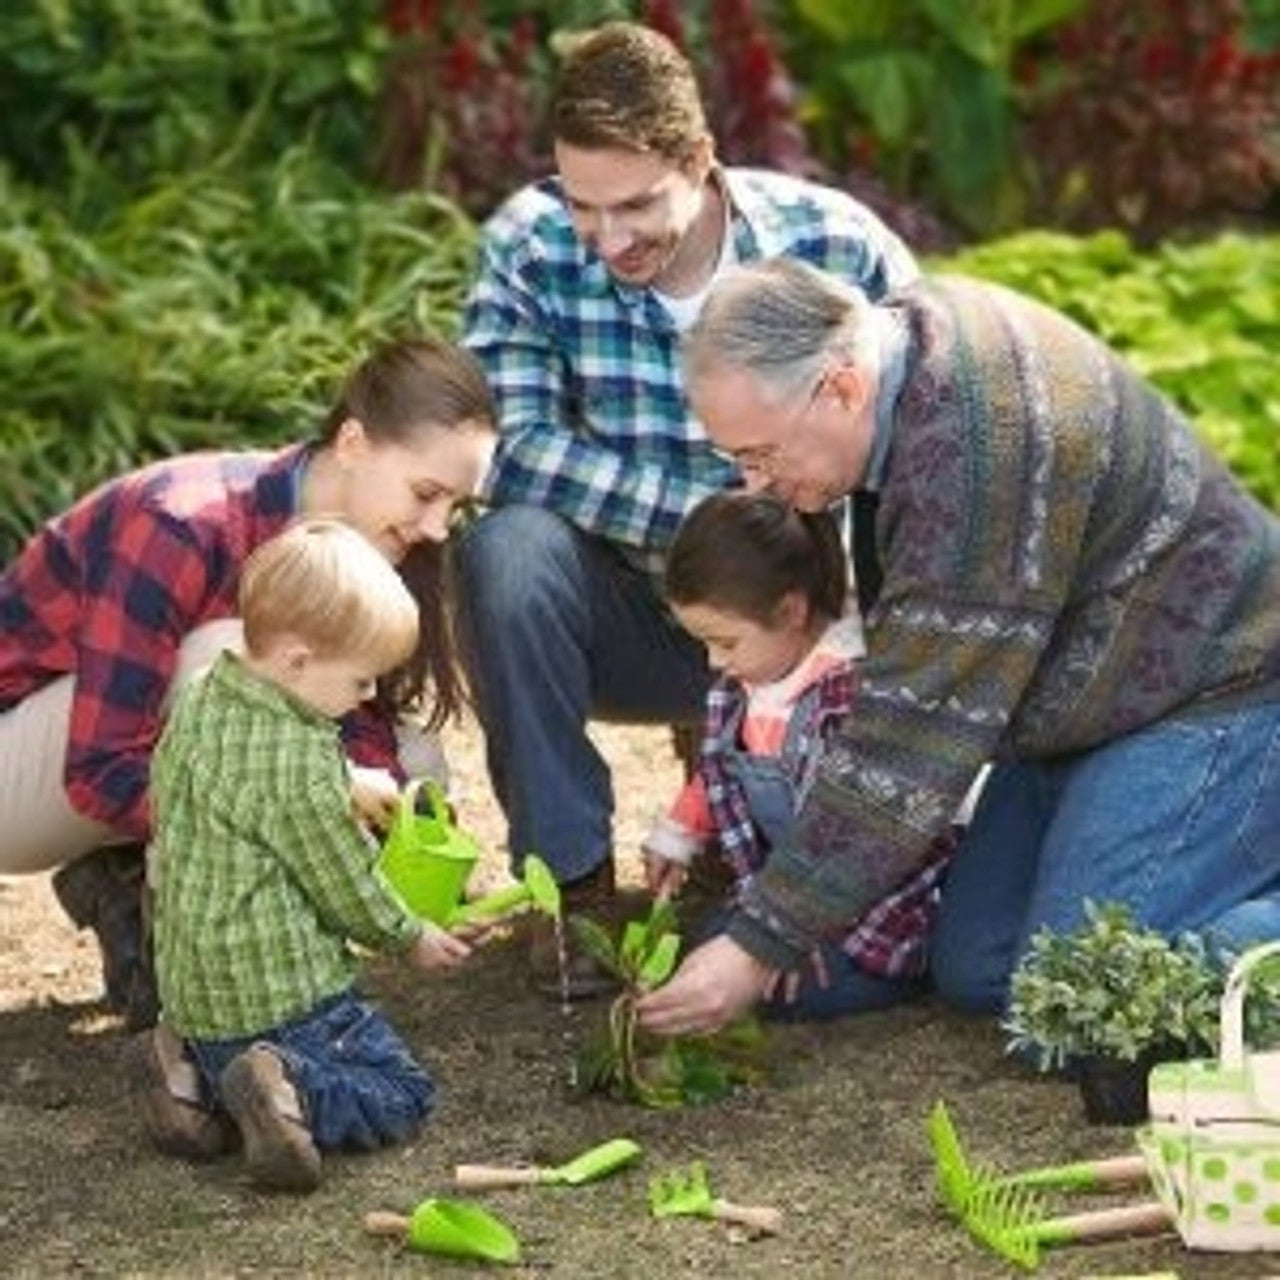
left=648, top=1161, right=783, bottom=1235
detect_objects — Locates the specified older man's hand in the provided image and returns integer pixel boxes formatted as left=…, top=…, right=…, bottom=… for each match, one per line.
left=635, top=934, right=775, bottom=1036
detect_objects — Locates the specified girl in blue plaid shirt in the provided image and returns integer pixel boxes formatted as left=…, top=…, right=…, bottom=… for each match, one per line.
left=643, top=492, right=952, bottom=1019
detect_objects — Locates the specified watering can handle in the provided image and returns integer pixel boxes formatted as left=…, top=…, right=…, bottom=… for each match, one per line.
left=363, top=1210, right=411, bottom=1238
left=454, top=1163, right=545, bottom=1189
left=1219, top=940, right=1280, bottom=1071
left=404, top=777, right=449, bottom=821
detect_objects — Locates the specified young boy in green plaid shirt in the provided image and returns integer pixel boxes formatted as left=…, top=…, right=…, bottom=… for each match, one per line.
left=133, top=518, right=473, bottom=1192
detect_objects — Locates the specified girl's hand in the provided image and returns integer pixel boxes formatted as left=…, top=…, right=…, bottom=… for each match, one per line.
left=350, top=766, right=401, bottom=831
left=407, top=923, right=471, bottom=971
left=643, top=851, right=688, bottom=902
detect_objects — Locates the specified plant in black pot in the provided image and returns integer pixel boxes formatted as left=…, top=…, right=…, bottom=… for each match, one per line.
left=1003, top=900, right=1222, bottom=1126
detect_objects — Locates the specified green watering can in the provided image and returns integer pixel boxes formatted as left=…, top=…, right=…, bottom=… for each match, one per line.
left=378, top=780, right=480, bottom=924
left=379, top=781, right=561, bottom=925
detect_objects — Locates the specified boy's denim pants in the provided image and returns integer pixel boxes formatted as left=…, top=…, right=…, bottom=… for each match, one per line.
left=933, top=695, right=1280, bottom=1012
left=187, top=989, right=433, bottom=1151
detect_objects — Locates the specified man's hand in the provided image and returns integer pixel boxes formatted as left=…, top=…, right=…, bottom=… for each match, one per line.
left=634, top=934, right=775, bottom=1036
left=763, top=947, right=831, bottom=1006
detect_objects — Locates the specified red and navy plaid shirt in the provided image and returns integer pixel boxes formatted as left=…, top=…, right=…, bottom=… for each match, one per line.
left=700, top=665, right=952, bottom=979
left=0, top=446, right=400, bottom=838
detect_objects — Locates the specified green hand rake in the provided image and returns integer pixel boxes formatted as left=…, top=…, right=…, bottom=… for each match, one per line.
left=648, top=1161, right=784, bottom=1235
left=960, top=1171, right=1173, bottom=1271
left=927, top=1101, right=1172, bottom=1271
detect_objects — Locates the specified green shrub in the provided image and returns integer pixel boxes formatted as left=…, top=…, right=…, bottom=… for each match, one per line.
left=0, top=154, right=477, bottom=560
left=0, top=0, right=386, bottom=222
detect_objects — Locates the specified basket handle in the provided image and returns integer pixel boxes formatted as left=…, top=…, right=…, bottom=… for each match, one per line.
left=1219, top=940, right=1280, bottom=1071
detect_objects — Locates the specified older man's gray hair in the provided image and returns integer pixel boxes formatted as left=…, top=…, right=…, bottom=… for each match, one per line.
left=682, top=258, right=878, bottom=407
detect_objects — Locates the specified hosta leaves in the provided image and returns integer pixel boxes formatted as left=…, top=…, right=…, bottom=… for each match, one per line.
left=567, top=915, right=622, bottom=979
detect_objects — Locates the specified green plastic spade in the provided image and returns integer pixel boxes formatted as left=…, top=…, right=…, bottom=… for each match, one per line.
left=364, top=1197, right=521, bottom=1264
left=454, top=1136, right=641, bottom=1190
left=450, top=853, right=562, bottom=925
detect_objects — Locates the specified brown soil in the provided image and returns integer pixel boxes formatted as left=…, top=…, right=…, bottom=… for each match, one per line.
left=0, top=720, right=1272, bottom=1277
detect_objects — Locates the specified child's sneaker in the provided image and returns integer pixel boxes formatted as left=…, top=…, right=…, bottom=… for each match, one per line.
left=128, top=1024, right=234, bottom=1160
left=219, top=1045, right=321, bottom=1193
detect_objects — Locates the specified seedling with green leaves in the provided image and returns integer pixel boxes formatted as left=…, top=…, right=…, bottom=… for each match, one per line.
left=571, top=902, right=769, bottom=1108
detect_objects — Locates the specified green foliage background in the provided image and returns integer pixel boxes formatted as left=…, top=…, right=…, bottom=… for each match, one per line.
left=1, top=0, right=1277, bottom=563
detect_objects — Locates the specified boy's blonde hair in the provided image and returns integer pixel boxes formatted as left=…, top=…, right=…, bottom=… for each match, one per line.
left=239, top=519, right=419, bottom=674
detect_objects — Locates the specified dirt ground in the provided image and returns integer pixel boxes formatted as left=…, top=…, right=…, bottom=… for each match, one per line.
left=1, top=719, right=1276, bottom=1278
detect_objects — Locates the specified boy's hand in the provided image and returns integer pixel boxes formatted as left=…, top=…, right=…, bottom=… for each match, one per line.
left=407, top=923, right=471, bottom=971
left=350, top=766, right=400, bottom=831
left=642, top=851, right=688, bottom=902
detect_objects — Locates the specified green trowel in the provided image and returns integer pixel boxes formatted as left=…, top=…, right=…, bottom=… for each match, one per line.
left=454, top=1136, right=642, bottom=1190
left=450, top=853, right=562, bottom=924
left=364, top=1197, right=521, bottom=1264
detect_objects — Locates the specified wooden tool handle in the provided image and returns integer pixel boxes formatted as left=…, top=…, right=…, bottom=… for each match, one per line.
left=363, top=1210, right=411, bottom=1238
left=1082, top=1154, right=1153, bottom=1188
left=1009, top=1152, right=1151, bottom=1192
left=454, top=1163, right=544, bottom=1189
left=1048, top=1200, right=1173, bottom=1242
left=710, top=1198, right=784, bottom=1235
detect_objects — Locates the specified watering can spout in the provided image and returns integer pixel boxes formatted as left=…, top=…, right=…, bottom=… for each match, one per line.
left=451, top=854, right=561, bottom=925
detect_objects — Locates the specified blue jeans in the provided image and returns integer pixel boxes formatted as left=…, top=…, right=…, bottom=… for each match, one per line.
left=933, top=696, right=1280, bottom=1012
left=453, top=507, right=710, bottom=882
left=187, top=990, right=434, bottom=1151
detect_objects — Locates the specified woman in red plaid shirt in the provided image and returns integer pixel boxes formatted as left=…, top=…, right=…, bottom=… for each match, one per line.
left=0, top=337, right=495, bottom=1028
left=643, top=492, right=954, bottom=1020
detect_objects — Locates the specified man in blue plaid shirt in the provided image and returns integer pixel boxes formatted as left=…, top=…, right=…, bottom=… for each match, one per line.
left=456, top=21, right=918, bottom=995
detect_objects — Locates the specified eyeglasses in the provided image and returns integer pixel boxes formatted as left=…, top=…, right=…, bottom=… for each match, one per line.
left=720, top=370, right=830, bottom=478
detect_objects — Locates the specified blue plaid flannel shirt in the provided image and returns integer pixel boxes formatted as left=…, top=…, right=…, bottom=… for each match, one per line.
left=463, top=167, right=919, bottom=576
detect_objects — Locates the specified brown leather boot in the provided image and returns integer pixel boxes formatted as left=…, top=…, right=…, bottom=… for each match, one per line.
left=529, top=860, right=621, bottom=1001
left=52, top=844, right=159, bottom=1030
left=128, top=1024, right=235, bottom=1160
left=220, top=1046, right=321, bottom=1193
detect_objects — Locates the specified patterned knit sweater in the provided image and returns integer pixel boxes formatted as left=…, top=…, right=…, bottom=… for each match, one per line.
left=729, top=275, right=1280, bottom=969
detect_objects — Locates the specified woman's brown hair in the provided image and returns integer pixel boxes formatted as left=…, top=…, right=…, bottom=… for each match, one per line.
left=319, top=337, right=493, bottom=729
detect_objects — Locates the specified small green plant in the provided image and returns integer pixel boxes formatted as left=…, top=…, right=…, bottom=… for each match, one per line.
left=571, top=902, right=770, bottom=1108
left=1003, top=900, right=1223, bottom=1072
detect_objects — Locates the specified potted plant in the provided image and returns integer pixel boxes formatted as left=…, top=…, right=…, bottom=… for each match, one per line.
left=1003, top=900, right=1223, bottom=1125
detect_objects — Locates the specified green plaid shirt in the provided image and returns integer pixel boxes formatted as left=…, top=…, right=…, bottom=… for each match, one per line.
left=150, top=653, right=421, bottom=1039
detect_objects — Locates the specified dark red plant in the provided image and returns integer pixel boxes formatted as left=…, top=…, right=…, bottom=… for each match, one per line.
left=375, top=0, right=549, bottom=215
left=1024, top=0, right=1280, bottom=242
left=694, top=0, right=818, bottom=177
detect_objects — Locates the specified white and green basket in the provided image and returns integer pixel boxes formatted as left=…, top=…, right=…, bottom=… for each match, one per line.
left=1142, top=939, right=1280, bottom=1250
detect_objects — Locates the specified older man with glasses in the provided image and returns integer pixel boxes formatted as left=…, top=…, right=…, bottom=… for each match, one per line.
left=637, top=255, right=1280, bottom=1037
